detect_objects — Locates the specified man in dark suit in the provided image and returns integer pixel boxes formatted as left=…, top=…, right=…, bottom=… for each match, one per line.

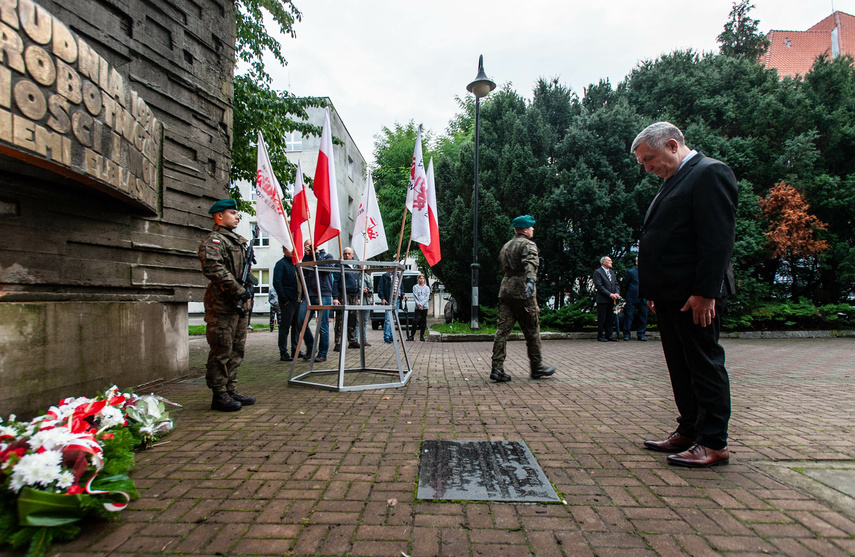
left=632, top=122, right=737, bottom=468
left=622, top=257, right=648, bottom=341
left=593, top=256, right=620, bottom=342
left=273, top=246, right=301, bottom=362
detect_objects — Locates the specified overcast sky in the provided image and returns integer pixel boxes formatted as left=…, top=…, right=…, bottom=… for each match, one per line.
left=264, top=0, right=854, bottom=164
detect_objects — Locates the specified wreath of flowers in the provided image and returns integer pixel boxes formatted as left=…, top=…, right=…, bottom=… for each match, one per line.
left=0, top=386, right=178, bottom=557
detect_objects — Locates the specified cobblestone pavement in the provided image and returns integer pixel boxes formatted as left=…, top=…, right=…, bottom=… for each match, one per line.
left=46, top=330, right=855, bottom=556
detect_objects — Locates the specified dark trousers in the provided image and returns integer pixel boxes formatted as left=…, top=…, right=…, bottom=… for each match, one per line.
left=623, top=299, right=648, bottom=336
left=334, top=293, right=360, bottom=345
left=277, top=300, right=300, bottom=357
left=656, top=299, right=730, bottom=450
left=413, top=308, right=427, bottom=338
left=269, top=303, right=280, bottom=330
left=597, top=302, right=616, bottom=339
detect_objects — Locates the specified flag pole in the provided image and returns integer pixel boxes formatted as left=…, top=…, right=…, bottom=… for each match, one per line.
left=361, top=170, right=371, bottom=260
left=403, top=238, right=412, bottom=264
left=395, top=210, right=407, bottom=262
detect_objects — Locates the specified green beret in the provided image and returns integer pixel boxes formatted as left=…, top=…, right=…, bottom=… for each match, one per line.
left=512, top=214, right=535, bottom=229
left=209, top=198, right=237, bottom=214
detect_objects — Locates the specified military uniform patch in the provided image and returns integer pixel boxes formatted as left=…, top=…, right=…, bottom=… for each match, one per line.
left=211, top=239, right=221, bottom=244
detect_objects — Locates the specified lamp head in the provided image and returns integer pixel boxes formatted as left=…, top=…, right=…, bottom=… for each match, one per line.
left=466, top=55, right=496, bottom=99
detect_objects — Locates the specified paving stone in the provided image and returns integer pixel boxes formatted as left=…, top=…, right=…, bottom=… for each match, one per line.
left=46, top=334, right=855, bottom=556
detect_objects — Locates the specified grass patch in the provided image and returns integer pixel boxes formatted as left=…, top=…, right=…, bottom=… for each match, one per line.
left=431, top=322, right=499, bottom=335
left=189, top=323, right=269, bottom=335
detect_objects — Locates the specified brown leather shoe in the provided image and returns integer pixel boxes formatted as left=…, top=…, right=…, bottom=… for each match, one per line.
left=667, top=444, right=730, bottom=468
left=643, top=432, right=696, bottom=453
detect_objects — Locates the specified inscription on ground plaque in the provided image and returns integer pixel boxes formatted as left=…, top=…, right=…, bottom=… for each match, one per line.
left=417, top=440, right=559, bottom=502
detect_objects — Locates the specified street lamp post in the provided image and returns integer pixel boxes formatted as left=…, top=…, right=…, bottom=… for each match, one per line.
left=466, top=55, right=496, bottom=331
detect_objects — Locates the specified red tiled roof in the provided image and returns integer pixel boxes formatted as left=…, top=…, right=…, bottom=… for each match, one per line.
left=762, top=11, right=855, bottom=79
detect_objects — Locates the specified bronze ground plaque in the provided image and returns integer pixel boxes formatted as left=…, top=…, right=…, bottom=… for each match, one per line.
left=417, top=440, right=559, bottom=502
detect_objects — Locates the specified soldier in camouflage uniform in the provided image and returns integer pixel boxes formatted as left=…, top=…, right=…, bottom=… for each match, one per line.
left=490, top=215, right=556, bottom=382
left=198, top=199, right=257, bottom=412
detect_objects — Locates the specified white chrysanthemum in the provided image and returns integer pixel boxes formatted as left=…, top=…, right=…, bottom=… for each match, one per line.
left=8, top=451, right=63, bottom=493
left=56, top=470, right=75, bottom=489
left=49, top=397, right=92, bottom=421
left=97, top=406, right=125, bottom=430
left=28, top=428, right=77, bottom=451
left=0, top=425, right=18, bottom=438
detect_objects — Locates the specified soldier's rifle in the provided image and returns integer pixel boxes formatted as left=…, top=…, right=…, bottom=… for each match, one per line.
left=236, top=225, right=260, bottom=317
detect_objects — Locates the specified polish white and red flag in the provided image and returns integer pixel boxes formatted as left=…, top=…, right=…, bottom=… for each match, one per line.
left=352, top=170, right=388, bottom=260
left=420, top=157, right=441, bottom=266
left=289, top=160, right=310, bottom=264
left=406, top=125, right=430, bottom=246
left=255, top=131, right=293, bottom=250
left=313, top=107, right=340, bottom=247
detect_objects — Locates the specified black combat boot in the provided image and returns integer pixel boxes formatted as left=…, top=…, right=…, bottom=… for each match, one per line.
left=531, top=365, right=556, bottom=379
left=227, top=391, right=256, bottom=405
left=212, top=392, right=242, bottom=412
left=489, top=368, right=512, bottom=382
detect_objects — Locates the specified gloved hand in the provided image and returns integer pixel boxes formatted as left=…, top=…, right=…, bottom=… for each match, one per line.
left=525, top=279, right=535, bottom=299
left=238, top=288, right=253, bottom=302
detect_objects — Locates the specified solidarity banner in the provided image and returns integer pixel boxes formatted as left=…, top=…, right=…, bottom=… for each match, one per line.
left=255, top=131, right=292, bottom=250
left=406, top=125, right=431, bottom=246
left=353, top=171, right=388, bottom=260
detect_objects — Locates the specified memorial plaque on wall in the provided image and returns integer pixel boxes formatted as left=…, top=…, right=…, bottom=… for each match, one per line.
left=0, top=0, right=162, bottom=213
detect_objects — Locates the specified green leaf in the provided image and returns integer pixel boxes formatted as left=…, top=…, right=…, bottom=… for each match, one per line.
left=17, top=488, right=83, bottom=527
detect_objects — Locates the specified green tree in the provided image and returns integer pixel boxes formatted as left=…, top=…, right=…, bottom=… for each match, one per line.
left=717, top=0, right=770, bottom=59
left=230, top=0, right=326, bottom=210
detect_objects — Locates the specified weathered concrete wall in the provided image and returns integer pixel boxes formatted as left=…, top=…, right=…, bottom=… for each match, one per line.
left=0, top=301, right=188, bottom=418
left=0, top=0, right=235, bottom=415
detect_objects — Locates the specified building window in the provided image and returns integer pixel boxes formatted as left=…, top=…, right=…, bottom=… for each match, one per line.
left=286, top=131, right=302, bottom=152
left=347, top=156, right=354, bottom=181
left=251, top=223, right=270, bottom=247
left=252, top=269, right=270, bottom=294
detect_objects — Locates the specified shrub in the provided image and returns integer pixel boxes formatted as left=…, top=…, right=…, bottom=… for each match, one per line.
left=540, top=298, right=597, bottom=331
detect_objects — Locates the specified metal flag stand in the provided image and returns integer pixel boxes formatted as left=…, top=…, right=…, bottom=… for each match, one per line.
left=287, top=259, right=412, bottom=392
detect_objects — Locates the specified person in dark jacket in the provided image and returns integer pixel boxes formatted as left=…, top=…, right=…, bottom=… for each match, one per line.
left=593, top=256, right=621, bottom=342
left=297, top=240, right=336, bottom=362
left=273, top=245, right=301, bottom=361
left=333, top=247, right=361, bottom=351
left=632, top=121, right=737, bottom=468
left=622, top=257, right=648, bottom=341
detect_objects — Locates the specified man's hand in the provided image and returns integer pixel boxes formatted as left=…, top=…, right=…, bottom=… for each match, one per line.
left=647, top=300, right=656, bottom=314
left=525, top=279, right=535, bottom=299
left=238, top=288, right=252, bottom=302
left=333, top=299, right=341, bottom=306
left=681, top=295, right=716, bottom=327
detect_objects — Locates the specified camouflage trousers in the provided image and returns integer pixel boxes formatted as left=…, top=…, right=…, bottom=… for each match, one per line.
left=491, top=297, right=542, bottom=373
left=334, top=293, right=360, bottom=345
left=205, top=310, right=249, bottom=394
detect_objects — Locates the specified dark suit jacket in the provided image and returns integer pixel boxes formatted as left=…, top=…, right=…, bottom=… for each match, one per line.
left=638, top=152, right=738, bottom=303
left=273, top=256, right=299, bottom=304
left=593, top=266, right=619, bottom=304
left=623, top=267, right=644, bottom=304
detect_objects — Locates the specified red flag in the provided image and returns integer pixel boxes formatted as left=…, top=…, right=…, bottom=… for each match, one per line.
left=290, top=161, right=309, bottom=264
left=420, top=157, right=441, bottom=266
left=313, top=107, right=341, bottom=247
